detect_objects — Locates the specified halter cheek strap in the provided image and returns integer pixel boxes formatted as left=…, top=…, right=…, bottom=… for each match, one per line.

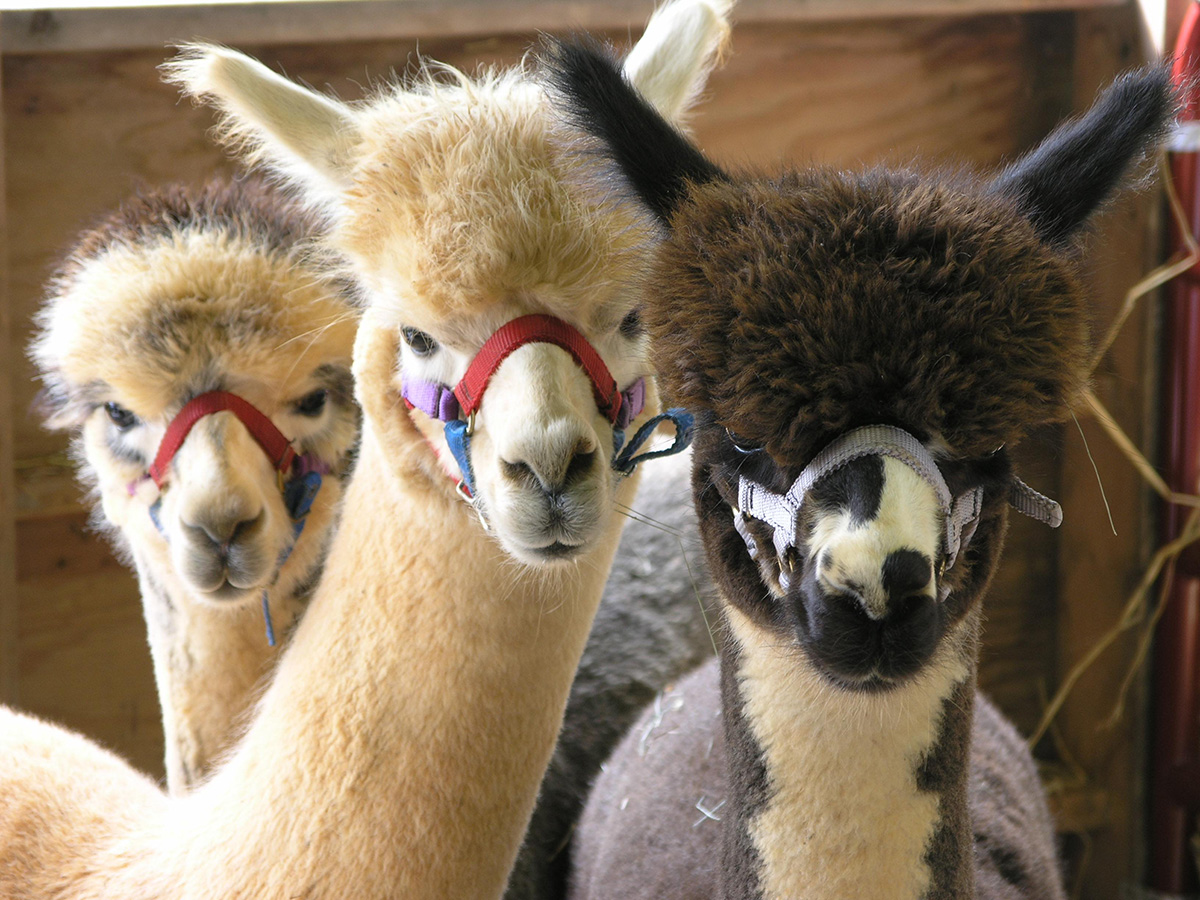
left=401, top=314, right=693, bottom=500
left=734, top=424, right=1062, bottom=598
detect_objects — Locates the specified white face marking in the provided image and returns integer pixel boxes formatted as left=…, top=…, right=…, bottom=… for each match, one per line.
left=808, top=458, right=942, bottom=620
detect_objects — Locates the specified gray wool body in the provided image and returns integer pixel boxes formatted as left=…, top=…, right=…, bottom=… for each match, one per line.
left=569, top=658, right=1065, bottom=900
left=505, top=448, right=718, bottom=900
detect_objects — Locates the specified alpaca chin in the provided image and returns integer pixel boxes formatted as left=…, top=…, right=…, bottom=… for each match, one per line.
left=482, top=467, right=611, bottom=566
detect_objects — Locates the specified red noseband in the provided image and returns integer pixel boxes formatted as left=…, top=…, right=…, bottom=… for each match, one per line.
left=454, top=314, right=624, bottom=424
left=150, top=391, right=297, bottom=489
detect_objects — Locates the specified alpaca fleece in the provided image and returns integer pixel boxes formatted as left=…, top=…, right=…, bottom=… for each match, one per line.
left=647, top=171, right=1089, bottom=462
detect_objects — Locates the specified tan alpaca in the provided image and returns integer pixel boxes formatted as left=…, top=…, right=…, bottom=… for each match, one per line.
left=30, top=178, right=360, bottom=793
left=0, top=3, right=730, bottom=897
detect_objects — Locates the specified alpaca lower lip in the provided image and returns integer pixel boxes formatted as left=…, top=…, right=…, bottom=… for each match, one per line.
left=530, top=540, right=584, bottom=559
left=202, top=579, right=257, bottom=601
left=822, top=667, right=899, bottom=694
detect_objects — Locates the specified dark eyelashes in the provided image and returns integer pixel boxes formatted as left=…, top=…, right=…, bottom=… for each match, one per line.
left=104, top=401, right=139, bottom=432
left=401, top=327, right=439, bottom=357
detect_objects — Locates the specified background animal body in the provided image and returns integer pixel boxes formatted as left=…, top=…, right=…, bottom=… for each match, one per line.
left=548, top=39, right=1172, bottom=899
left=30, top=177, right=360, bottom=792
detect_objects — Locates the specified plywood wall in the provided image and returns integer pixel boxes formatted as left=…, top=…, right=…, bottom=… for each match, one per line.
left=0, top=7, right=1157, bottom=896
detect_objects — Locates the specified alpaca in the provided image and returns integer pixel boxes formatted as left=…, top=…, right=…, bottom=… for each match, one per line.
left=547, top=40, right=1172, bottom=900
left=30, top=177, right=360, bottom=793
left=0, top=4, right=729, bottom=898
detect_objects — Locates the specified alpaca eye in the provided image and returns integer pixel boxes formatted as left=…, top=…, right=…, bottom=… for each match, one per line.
left=619, top=308, right=643, bottom=339
left=726, top=429, right=762, bottom=454
left=401, top=327, right=439, bottom=357
left=104, top=402, right=139, bottom=432
left=294, top=389, right=328, bottom=418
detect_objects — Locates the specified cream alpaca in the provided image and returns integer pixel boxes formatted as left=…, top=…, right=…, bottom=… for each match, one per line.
left=0, top=4, right=730, bottom=897
left=31, top=178, right=359, bottom=792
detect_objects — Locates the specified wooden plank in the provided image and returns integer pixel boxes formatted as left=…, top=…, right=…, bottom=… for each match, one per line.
left=16, top=511, right=161, bottom=777
left=0, top=12, right=18, bottom=707
left=0, top=0, right=1124, bottom=55
left=1054, top=6, right=1159, bottom=897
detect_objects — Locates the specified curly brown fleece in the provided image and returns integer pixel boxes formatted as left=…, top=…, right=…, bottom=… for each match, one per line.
left=647, top=169, right=1090, bottom=462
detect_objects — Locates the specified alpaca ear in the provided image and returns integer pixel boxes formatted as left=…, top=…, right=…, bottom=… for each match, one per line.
left=547, top=35, right=728, bottom=224
left=163, top=45, right=360, bottom=211
left=988, top=64, right=1176, bottom=244
left=622, top=0, right=732, bottom=127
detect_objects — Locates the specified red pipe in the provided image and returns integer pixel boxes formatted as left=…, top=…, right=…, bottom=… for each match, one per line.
left=1150, top=7, right=1200, bottom=890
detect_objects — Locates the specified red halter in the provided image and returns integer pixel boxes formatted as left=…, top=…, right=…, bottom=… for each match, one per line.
left=150, top=391, right=297, bottom=489
left=453, top=314, right=626, bottom=423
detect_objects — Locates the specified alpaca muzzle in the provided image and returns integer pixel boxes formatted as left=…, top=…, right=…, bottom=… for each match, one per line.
left=140, top=390, right=331, bottom=645
left=732, top=424, right=1062, bottom=598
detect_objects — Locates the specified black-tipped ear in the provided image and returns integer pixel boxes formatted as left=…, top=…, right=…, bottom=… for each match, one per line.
left=542, top=35, right=729, bottom=224
left=989, top=64, right=1176, bottom=244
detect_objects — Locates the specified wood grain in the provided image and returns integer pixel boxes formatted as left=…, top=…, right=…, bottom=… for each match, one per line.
left=0, top=12, right=17, bottom=706
left=1056, top=6, right=1159, bottom=895
left=1, top=0, right=1122, bottom=56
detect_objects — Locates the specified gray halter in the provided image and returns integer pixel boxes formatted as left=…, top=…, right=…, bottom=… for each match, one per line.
left=732, top=424, right=1062, bottom=598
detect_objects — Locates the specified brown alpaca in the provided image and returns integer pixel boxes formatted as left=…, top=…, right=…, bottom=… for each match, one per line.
left=0, top=4, right=728, bottom=897
left=31, top=177, right=359, bottom=792
left=548, top=41, right=1173, bottom=900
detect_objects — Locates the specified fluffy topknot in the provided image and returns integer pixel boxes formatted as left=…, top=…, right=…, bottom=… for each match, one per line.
left=646, top=168, right=1090, bottom=461
left=57, top=178, right=323, bottom=282
left=33, top=177, right=353, bottom=430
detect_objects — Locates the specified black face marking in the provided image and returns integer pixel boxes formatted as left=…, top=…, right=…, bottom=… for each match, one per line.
left=881, top=549, right=933, bottom=600
left=808, top=456, right=883, bottom=526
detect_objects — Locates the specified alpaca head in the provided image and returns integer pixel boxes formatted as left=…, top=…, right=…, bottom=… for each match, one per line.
left=32, top=179, right=359, bottom=608
left=163, top=0, right=729, bottom=565
left=549, top=41, right=1174, bottom=686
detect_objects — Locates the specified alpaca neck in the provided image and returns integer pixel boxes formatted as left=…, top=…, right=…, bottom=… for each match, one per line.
left=719, top=607, right=978, bottom=900
left=131, top=559, right=312, bottom=792
left=121, top=415, right=637, bottom=899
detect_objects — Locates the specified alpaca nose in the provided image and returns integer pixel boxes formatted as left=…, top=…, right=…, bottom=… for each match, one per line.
left=801, top=581, right=942, bottom=686
left=501, top=436, right=598, bottom=495
left=183, top=506, right=265, bottom=552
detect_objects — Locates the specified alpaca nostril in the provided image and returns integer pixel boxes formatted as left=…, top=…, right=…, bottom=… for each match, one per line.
left=229, top=510, right=265, bottom=545
left=501, top=458, right=538, bottom=487
left=501, top=440, right=598, bottom=495
left=562, top=447, right=597, bottom=489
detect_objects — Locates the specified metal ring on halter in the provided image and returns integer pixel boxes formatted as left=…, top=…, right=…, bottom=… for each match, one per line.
left=466, top=410, right=477, bottom=437
left=456, top=480, right=474, bottom=504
